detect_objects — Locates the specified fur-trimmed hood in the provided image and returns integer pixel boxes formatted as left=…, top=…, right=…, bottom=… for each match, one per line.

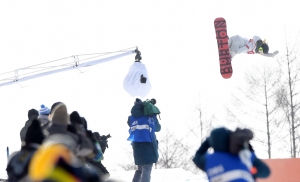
left=49, top=102, right=70, bottom=126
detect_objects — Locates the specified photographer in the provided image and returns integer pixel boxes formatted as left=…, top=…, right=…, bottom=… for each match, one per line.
left=127, top=98, right=161, bottom=182
left=77, top=115, right=111, bottom=181
left=94, top=132, right=110, bottom=154
left=193, top=127, right=270, bottom=182
left=86, top=132, right=111, bottom=181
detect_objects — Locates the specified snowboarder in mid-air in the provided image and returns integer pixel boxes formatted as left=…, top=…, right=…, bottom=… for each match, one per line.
left=229, top=35, right=279, bottom=58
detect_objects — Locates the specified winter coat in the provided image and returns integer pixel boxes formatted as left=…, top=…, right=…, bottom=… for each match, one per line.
left=20, top=115, right=38, bottom=143
left=193, top=128, right=270, bottom=181
left=46, top=102, right=94, bottom=158
left=37, top=115, right=51, bottom=136
left=6, top=144, right=40, bottom=182
left=46, top=123, right=94, bottom=157
left=229, top=35, right=261, bottom=57
left=128, top=115, right=161, bottom=165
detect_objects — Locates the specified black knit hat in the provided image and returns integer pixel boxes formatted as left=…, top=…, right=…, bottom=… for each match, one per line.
left=93, top=132, right=101, bottom=139
left=70, top=111, right=82, bottom=125
left=28, top=109, right=39, bottom=119
left=209, top=127, right=231, bottom=152
left=25, top=119, right=45, bottom=145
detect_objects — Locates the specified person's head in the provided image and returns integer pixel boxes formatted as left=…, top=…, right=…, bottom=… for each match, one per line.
left=134, top=98, right=143, bottom=105
left=24, top=119, right=45, bottom=145
left=93, top=132, right=101, bottom=140
left=28, top=109, right=39, bottom=120
left=49, top=102, right=69, bottom=126
left=70, top=111, right=86, bottom=136
left=209, top=127, right=231, bottom=152
left=39, top=104, right=51, bottom=116
left=255, top=43, right=269, bottom=54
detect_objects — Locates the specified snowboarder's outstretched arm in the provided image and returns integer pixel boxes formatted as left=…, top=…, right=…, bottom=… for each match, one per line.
left=258, top=50, right=279, bottom=58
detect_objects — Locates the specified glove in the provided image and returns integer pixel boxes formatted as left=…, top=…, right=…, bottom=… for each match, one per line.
left=271, top=50, right=279, bottom=57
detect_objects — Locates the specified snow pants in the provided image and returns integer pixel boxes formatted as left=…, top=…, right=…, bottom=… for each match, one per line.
left=228, top=35, right=246, bottom=58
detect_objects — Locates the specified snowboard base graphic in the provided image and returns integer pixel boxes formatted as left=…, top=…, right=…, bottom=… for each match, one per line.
left=214, top=17, right=232, bottom=79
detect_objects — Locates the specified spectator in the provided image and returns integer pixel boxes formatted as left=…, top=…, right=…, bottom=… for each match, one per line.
left=45, top=102, right=94, bottom=157
left=38, top=104, right=51, bottom=135
left=20, top=109, right=39, bottom=146
left=7, top=119, right=45, bottom=181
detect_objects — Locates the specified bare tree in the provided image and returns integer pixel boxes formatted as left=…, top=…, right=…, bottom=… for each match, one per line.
left=196, top=103, right=215, bottom=142
left=228, top=61, right=283, bottom=158
left=276, top=32, right=300, bottom=157
left=186, top=95, right=215, bottom=142
left=117, top=146, right=136, bottom=171
left=156, top=129, right=191, bottom=169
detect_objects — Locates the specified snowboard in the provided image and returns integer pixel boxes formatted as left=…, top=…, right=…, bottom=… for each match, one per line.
left=214, top=17, right=232, bottom=79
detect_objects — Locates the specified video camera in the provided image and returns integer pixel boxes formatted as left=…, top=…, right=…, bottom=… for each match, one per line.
left=100, top=134, right=111, bottom=141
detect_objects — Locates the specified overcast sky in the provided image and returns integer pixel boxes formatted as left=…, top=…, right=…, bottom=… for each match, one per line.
left=0, top=0, right=299, bottom=177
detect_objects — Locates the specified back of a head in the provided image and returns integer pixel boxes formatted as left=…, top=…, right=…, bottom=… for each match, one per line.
left=134, top=98, right=143, bottom=105
left=209, top=127, right=231, bottom=152
left=28, top=109, right=39, bottom=119
left=131, top=98, right=144, bottom=117
left=93, top=132, right=100, bottom=139
left=50, top=102, right=62, bottom=114
left=50, top=102, right=69, bottom=126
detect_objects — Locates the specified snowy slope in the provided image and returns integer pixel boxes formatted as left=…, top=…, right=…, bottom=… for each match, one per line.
left=108, top=168, right=208, bottom=182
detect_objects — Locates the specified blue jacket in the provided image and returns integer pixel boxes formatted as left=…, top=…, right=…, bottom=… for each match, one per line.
left=127, top=115, right=161, bottom=165
left=193, top=137, right=270, bottom=181
left=127, top=115, right=156, bottom=142
left=205, top=151, right=256, bottom=182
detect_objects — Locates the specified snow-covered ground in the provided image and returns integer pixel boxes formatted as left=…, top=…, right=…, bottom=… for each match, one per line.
left=108, top=168, right=208, bottom=182
left=0, top=167, right=208, bottom=182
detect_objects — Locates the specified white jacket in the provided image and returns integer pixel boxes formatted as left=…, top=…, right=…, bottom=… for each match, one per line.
left=229, top=35, right=261, bottom=57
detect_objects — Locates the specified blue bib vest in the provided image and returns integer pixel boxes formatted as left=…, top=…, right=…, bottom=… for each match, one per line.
left=205, top=152, right=256, bottom=182
left=127, top=115, right=156, bottom=142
